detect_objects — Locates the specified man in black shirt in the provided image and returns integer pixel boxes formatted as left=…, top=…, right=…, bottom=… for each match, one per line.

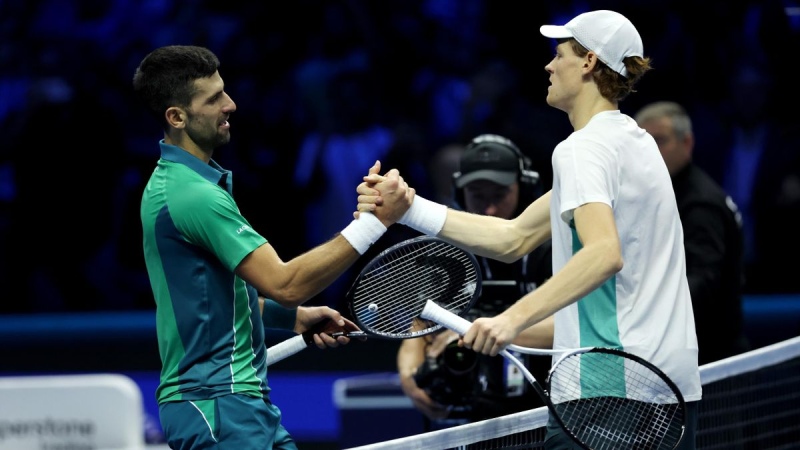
left=635, top=101, right=751, bottom=364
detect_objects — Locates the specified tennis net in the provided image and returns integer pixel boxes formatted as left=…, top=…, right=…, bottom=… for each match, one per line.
left=344, top=336, right=800, bottom=450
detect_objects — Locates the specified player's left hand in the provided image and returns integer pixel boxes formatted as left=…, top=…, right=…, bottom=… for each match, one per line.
left=295, top=306, right=363, bottom=349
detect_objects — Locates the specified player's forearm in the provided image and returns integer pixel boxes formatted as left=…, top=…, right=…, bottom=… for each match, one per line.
left=514, top=316, right=554, bottom=349
left=241, top=213, right=386, bottom=307
left=260, top=297, right=298, bottom=331
left=440, top=191, right=551, bottom=264
left=378, top=189, right=543, bottom=262
left=508, top=243, right=621, bottom=332
left=439, top=212, right=538, bottom=263
left=273, top=236, right=362, bottom=307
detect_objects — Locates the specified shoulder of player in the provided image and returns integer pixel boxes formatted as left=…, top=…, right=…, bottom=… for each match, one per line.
left=164, top=176, right=238, bottom=219
left=557, top=126, right=619, bottom=157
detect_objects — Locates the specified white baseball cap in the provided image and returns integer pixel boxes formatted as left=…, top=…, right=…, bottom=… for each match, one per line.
left=540, top=10, right=643, bottom=77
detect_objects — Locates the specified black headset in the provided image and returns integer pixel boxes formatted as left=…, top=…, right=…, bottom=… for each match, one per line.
left=452, top=134, right=541, bottom=212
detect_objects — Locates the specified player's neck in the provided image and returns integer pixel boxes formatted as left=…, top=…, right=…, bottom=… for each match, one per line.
left=568, top=90, right=617, bottom=131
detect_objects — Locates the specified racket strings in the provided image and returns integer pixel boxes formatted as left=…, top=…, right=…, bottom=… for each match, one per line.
left=548, top=351, right=685, bottom=449
left=355, top=243, right=445, bottom=330
left=354, top=245, right=474, bottom=334
left=351, top=241, right=478, bottom=337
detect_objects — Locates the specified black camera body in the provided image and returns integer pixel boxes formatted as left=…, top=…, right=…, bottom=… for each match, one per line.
left=413, top=340, right=481, bottom=413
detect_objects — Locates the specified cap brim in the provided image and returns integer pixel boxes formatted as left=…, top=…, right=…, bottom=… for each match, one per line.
left=454, top=170, right=517, bottom=188
left=540, top=25, right=573, bottom=39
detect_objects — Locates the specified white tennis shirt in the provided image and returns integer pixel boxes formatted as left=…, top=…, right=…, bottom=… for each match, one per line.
left=550, top=110, right=702, bottom=402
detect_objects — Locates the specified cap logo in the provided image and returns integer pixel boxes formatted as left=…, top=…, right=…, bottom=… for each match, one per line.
left=472, top=134, right=513, bottom=147
left=477, top=149, right=501, bottom=163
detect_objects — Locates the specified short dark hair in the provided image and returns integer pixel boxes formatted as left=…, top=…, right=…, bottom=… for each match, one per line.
left=132, top=45, right=220, bottom=129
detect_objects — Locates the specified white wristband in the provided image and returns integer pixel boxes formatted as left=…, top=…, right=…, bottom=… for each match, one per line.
left=341, top=212, right=387, bottom=255
left=398, top=195, right=447, bottom=236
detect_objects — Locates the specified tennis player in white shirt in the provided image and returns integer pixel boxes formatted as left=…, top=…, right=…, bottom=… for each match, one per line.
left=356, top=9, right=701, bottom=449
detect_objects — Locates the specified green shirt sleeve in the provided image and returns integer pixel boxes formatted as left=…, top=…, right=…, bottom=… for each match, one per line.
left=261, top=298, right=298, bottom=331
left=167, top=175, right=266, bottom=271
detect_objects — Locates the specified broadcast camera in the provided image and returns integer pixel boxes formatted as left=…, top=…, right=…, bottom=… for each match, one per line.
left=413, top=340, right=481, bottom=415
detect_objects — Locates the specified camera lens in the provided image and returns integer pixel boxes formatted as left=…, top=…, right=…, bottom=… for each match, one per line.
left=442, top=343, right=478, bottom=374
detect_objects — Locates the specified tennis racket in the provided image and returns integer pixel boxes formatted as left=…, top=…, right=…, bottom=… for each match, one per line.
left=421, top=300, right=686, bottom=450
left=266, top=236, right=482, bottom=366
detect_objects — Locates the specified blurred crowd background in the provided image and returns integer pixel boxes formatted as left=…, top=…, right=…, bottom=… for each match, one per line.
left=1, top=0, right=799, bottom=315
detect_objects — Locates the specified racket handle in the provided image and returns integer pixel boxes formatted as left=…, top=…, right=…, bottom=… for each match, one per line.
left=267, top=334, right=308, bottom=366
left=420, top=300, right=471, bottom=335
left=266, top=330, right=368, bottom=366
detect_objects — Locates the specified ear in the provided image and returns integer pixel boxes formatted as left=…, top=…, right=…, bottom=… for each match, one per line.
left=165, top=106, right=187, bottom=130
left=584, top=52, right=600, bottom=74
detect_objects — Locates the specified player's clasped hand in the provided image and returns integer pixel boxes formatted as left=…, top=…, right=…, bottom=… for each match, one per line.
left=354, top=161, right=414, bottom=222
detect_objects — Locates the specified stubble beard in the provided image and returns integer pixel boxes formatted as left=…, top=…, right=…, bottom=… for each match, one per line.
left=187, top=119, right=231, bottom=152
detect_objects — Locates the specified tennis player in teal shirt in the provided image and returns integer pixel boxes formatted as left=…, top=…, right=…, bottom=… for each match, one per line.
left=133, top=45, right=409, bottom=449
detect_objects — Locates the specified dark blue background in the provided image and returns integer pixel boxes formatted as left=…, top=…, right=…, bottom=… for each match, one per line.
left=1, top=0, right=799, bottom=315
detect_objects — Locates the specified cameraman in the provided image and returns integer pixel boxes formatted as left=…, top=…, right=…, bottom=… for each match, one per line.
left=397, top=134, right=553, bottom=427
